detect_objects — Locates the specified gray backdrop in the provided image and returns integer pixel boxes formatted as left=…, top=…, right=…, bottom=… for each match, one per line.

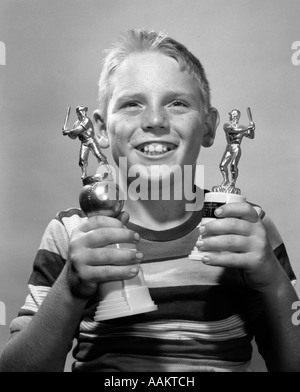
left=0, top=0, right=300, bottom=372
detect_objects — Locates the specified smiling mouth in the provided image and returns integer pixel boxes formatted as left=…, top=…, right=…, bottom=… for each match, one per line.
left=135, top=142, right=177, bottom=155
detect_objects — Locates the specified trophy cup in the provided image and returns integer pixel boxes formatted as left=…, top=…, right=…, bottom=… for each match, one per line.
left=62, top=106, right=157, bottom=320
left=189, top=108, right=255, bottom=261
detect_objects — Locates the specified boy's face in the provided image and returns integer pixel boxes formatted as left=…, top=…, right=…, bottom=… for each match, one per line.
left=105, top=52, right=210, bottom=180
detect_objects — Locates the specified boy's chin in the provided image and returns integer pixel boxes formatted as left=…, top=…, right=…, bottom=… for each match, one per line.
left=125, top=172, right=178, bottom=185
left=136, top=165, right=182, bottom=184
left=116, top=168, right=186, bottom=202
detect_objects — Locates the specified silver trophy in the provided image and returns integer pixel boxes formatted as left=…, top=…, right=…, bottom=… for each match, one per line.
left=62, top=106, right=157, bottom=320
left=189, top=108, right=255, bottom=261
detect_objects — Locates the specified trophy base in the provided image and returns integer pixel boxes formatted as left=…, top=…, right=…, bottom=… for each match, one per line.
left=94, top=271, right=158, bottom=321
left=211, top=185, right=241, bottom=194
left=189, top=191, right=247, bottom=261
left=94, top=243, right=157, bottom=321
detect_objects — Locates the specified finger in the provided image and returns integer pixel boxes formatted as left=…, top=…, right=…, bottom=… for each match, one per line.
left=85, top=246, right=144, bottom=266
left=84, top=227, right=140, bottom=248
left=201, top=252, right=253, bottom=269
left=200, top=217, right=251, bottom=237
left=81, top=263, right=141, bottom=283
left=80, top=215, right=124, bottom=232
left=118, top=211, right=130, bottom=226
left=196, top=234, right=250, bottom=253
left=214, top=202, right=259, bottom=223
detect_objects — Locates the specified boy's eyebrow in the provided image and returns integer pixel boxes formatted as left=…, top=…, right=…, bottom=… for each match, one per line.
left=166, top=91, right=199, bottom=101
left=114, top=91, right=144, bottom=101
left=114, top=89, right=199, bottom=102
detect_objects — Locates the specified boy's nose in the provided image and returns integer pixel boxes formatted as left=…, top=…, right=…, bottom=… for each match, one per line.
left=141, top=106, right=169, bottom=131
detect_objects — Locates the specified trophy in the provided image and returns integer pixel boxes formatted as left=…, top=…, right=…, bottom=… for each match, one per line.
left=62, top=106, right=157, bottom=320
left=189, top=108, right=255, bottom=261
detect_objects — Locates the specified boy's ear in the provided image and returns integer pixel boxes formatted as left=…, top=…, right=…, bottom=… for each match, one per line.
left=93, top=109, right=110, bottom=148
left=202, top=107, right=220, bottom=148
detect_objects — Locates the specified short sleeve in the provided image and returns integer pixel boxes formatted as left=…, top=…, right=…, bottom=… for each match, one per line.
left=16, top=217, right=69, bottom=318
left=10, top=208, right=85, bottom=332
left=251, top=209, right=297, bottom=365
left=260, top=211, right=297, bottom=285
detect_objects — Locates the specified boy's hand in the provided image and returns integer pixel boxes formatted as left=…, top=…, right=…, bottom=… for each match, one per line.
left=66, top=212, right=142, bottom=299
left=196, top=203, right=280, bottom=291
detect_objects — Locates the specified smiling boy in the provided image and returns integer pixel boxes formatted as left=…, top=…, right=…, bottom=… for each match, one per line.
left=0, top=29, right=299, bottom=372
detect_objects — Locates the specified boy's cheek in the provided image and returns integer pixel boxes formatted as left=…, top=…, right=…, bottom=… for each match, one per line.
left=107, top=119, right=131, bottom=138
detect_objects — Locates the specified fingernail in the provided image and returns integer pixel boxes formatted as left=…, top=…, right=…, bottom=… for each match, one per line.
left=134, top=232, right=140, bottom=243
left=202, top=256, right=210, bottom=264
left=199, top=225, right=206, bottom=235
left=215, top=208, right=222, bottom=217
left=197, top=240, right=204, bottom=248
left=130, top=265, right=140, bottom=275
left=135, top=252, right=144, bottom=261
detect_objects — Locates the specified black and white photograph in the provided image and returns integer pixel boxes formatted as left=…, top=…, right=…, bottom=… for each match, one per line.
left=0, top=0, right=299, bottom=373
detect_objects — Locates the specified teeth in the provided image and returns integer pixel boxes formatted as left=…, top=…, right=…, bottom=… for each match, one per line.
left=139, top=143, right=175, bottom=155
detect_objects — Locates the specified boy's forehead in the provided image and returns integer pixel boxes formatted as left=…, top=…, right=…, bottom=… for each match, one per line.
left=110, top=52, right=199, bottom=95
left=123, top=51, right=176, bottom=66
left=113, top=52, right=179, bottom=79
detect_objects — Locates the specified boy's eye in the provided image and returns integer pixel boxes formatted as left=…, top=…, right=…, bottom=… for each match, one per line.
left=171, top=100, right=188, bottom=107
left=121, top=101, right=141, bottom=109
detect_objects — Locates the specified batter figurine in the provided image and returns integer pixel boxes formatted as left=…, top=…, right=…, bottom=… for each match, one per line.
left=212, top=107, right=255, bottom=194
left=62, top=106, right=110, bottom=179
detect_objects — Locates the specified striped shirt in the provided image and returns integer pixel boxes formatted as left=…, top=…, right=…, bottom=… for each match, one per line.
left=11, top=201, right=296, bottom=372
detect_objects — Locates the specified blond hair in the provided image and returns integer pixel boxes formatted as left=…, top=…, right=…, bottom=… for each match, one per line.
left=98, top=29, right=211, bottom=119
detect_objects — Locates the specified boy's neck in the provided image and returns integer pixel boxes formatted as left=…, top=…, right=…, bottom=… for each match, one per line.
left=124, top=194, right=203, bottom=231
left=118, top=169, right=204, bottom=230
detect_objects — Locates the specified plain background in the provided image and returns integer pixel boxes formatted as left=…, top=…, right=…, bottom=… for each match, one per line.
left=0, top=0, right=299, bottom=372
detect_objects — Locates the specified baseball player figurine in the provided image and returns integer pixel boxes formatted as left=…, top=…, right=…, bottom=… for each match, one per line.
left=212, top=108, right=255, bottom=195
left=62, top=106, right=110, bottom=179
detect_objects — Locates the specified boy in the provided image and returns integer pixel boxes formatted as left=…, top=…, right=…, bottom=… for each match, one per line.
left=0, top=29, right=299, bottom=372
